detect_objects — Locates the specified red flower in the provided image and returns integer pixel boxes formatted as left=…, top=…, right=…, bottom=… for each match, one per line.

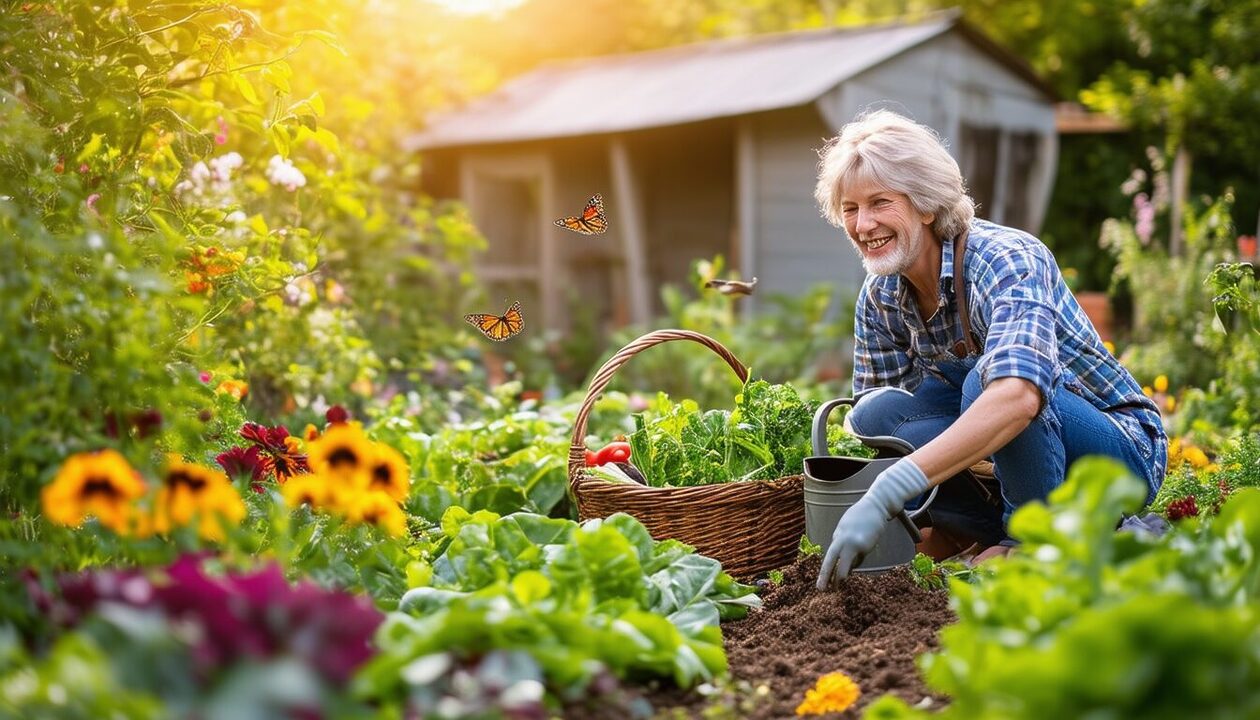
left=216, top=446, right=267, bottom=492
left=1166, top=495, right=1199, bottom=521
left=326, top=405, right=350, bottom=425
left=239, top=422, right=309, bottom=483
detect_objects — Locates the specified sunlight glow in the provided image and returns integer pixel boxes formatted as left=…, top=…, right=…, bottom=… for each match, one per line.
left=426, top=0, right=527, bottom=16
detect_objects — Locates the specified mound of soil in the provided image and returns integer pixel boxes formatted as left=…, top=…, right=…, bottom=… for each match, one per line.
left=564, top=554, right=956, bottom=719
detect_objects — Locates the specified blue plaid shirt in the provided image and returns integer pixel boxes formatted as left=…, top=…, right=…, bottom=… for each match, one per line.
left=852, top=219, right=1167, bottom=485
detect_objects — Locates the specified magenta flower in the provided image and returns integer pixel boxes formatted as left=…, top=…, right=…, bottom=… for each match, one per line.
left=199, top=371, right=213, bottom=384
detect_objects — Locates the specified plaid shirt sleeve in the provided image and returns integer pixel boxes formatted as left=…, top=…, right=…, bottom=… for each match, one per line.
left=971, top=245, right=1060, bottom=409
left=852, top=279, right=916, bottom=397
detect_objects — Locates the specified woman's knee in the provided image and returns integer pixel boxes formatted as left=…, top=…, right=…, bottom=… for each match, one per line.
left=849, top=386, right=917, bottom=436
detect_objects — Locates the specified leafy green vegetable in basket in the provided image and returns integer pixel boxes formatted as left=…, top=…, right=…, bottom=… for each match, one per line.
left=625, top=379, right=871, bottom=487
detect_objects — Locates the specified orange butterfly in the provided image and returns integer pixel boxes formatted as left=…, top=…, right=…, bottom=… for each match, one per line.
left=554, top=193, right=608, bottom=235
left=464, top=301, right=524, bottom=342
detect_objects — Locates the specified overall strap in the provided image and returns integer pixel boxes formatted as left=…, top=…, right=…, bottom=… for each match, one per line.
left=953, top=230, right=980, bottom=357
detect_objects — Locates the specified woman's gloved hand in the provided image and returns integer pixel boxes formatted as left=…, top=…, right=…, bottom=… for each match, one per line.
left=816, top=458, right=930, bottom=589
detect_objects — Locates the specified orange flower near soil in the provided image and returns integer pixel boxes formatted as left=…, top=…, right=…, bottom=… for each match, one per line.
left=796, top=671, right=861, bottom=715
left=41, top=450, right=147, bottom=534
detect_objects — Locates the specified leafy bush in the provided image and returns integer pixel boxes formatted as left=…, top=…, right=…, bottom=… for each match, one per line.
left=867, top=458, right=1260, bottom=719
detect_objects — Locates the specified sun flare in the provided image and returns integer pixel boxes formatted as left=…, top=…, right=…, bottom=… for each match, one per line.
left=426, top=0, right=526, bottom=16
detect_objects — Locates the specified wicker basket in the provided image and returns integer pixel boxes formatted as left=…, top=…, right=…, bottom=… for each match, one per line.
left=567, top=329, right=805, bottom=579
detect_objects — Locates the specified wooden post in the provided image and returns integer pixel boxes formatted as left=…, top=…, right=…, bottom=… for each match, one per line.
left=1169, top=145, right=1190, bottom=257
left=609, top=136, right=652, bottom=324
left=736, top=118, right=758, bottom=316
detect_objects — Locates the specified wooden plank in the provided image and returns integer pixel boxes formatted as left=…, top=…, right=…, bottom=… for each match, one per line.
left=609, top=136, right=652, bottom=324
left=736, top=118, right=758, bottom=315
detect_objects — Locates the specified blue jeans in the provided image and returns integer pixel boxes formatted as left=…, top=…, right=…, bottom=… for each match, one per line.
left=847, top=360, right=1158, bottom=546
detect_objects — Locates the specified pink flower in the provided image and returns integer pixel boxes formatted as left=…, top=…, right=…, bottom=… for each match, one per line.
left=215, top=116, right=228, bottom=145
left=199, top=371, right=213, bottom=384
left=85, top=193, right=101, bottom=215
left=1134, top=193, right=1155, bottom=245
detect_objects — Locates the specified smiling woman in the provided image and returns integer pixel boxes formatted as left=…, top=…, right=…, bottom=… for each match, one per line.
left=426, top=0, right=526, bottom=15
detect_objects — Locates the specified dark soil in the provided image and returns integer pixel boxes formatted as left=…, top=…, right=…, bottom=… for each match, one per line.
left=563, top=554, right=955, bottom=719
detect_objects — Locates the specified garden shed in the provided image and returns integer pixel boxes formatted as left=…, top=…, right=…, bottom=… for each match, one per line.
left=406, top=12, right=1058, bottom=333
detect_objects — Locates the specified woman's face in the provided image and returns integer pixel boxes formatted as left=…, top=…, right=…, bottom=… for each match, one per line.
left=840, top=178, right=935, bottom=276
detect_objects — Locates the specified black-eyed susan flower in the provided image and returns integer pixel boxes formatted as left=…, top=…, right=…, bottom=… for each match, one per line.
left=795, top=671, right=861, bottom=716
left=153, top=459, right=245, bottom=541
left=307, top=424, right=374, bottom=483
left=361, top=443, right=410, bottom=501
left=345, top=491, right=408, bottom=538
left=282, top=473, right=333, bottom=510
left=41, top=450, right=147, bottom=534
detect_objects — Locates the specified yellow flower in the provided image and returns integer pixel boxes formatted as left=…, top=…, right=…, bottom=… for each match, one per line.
left=282, top=473, right=333, bottom=510
left=1183, top=446, right=1210, bottom=470
left=1154, top=374, right=1169, bottom=393
left=1167, top=437, right=1183, bottom=469
left=215, top=379, right=249, bottom=401
left=796, top=671, right=861, bottom=716
left=345, top=491, right=408, bottom=537
left=1142, top=386, right=1154, bottom=398
left=41, top=450, right=147, bottom=534
left=360, top=443, right=411, bottom=501
left=307, top=424, right=374, bottom=482
left=153, top=459, right=244, bottom=541
left=1103, top=340, right=1116, bottom=355
left=1164, top=395, right=1177, bottom=413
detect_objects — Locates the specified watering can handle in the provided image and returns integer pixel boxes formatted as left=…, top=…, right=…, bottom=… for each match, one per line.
left=811, top=397, right=856, bottom=457
left=812, top=396, right=937, bottom=544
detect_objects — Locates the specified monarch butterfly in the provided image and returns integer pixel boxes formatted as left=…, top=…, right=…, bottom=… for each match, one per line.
left=554, top=193, right=608, bottom=235
left=464, top=301, right=524, bottom=342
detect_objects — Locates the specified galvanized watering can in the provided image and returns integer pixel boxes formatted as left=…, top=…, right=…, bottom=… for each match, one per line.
left=803, top=398, right=938, bottom=573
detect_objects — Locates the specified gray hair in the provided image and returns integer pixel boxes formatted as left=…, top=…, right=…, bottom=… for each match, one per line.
left=814, top=109, right=975, bottom=241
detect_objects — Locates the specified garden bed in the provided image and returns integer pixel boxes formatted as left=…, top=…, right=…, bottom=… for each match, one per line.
left=567, top=553, right=955, bottom=718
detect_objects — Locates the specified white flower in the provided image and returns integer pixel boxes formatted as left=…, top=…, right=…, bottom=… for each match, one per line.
left=266, top=154, right=307, bottom=191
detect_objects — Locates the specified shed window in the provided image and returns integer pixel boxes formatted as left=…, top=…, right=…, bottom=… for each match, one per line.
left=958, top=124, right=1039, bottom=231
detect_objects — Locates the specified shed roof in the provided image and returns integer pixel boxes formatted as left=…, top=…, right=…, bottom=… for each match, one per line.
left=405, top=14, right=1055, bottom=151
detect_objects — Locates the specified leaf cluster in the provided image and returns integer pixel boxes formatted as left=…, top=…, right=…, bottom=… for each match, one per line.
left=868, top=458, right=1260, bottom=719
left=358, top=510, right=760, bottom=708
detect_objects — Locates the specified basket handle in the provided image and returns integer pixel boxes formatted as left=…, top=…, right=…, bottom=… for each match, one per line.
left=567, top=329, right=749, bottom=484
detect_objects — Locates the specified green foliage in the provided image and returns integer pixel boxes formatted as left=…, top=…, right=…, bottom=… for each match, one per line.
left=867, top=458, right=1260, bottom=719
left=1153, top=434, right=1260, bottom=519
left=1104, top=189, right=1237, bottom=391
left=626, top=379, right=833, bottom=487
left=907, top=553, right=974, bottom=592
left=359, top=510, right=760, bottom=703
left=602, top=256, right=854, bottom=410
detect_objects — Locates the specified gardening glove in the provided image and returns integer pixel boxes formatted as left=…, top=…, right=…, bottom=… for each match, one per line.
left=817, top=458, right=930, bottom=589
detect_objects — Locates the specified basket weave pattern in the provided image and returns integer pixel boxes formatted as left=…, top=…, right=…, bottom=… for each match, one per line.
left=568, top=330, right=805, bottom=578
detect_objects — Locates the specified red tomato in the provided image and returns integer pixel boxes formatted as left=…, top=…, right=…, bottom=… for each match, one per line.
left=593, top=441, right=631, bottom=466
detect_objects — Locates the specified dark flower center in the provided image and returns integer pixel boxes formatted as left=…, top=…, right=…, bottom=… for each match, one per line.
left=371, top=463, right=392, bottom=487
left=80, top=476, right=121, bottom=499
left=166, top=470, right=207, bottom=491
left=328, top=447, right=358, bottom=469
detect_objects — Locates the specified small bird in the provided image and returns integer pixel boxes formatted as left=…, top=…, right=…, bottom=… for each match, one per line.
left=704, top=277, right=758, bottom=296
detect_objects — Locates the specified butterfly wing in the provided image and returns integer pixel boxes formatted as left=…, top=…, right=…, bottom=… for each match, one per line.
left=501, top=301, right=524, bottom=337
left=464, top=302, right=524, bottom=341
left=554, top=193, right=608, bottom=234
